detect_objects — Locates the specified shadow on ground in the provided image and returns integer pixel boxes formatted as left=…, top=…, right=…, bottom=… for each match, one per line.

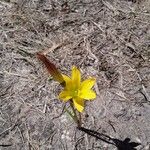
left=78, top=127, right=141, bottom=150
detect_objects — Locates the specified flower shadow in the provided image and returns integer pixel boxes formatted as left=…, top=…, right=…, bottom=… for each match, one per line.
left=78, top=127, right=141, bottom=150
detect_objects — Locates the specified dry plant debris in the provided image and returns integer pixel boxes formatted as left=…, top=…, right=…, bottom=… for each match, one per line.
left=0, top=0, right=150, bottom=149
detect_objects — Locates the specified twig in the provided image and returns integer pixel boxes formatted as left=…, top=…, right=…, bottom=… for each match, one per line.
left=0, top=119, right=21, bottom=139
left=0, top=71, right=28, bottom=79
left=84, top=38, right=99, bottom=63
left=102, top=0, right=119, bottom=15
left=92, top=21, right=105, bottom=33
left=42, top=99, right=47, bottom=113
left=52, top=104, right=66, bottom=120
left=40, top=40, right=70, bottom=55
left=94, top=82, right=100, bottom=96
left=136, top=72, right=150, bottom=102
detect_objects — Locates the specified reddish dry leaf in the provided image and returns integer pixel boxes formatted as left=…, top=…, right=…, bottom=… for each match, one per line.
left=37, top=52, right=64, bottom=84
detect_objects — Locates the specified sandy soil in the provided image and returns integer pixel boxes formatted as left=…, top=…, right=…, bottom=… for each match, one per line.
left=0, top=0, right=150, bottom=149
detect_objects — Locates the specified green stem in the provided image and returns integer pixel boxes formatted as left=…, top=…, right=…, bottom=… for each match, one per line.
left=65, top=108, right=76, bottom=121
left=59, top=82, right=81, bottom=127
left=69, top=100, right=81, bottom=127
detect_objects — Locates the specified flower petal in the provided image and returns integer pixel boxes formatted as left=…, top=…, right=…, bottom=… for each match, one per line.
left=62, top=74, right=71, bottom=83
left=59, top=90, right=72, bottom=102
left=62, top=74, right=72, bottom=88
left=79, top=90, right=96, bottom=100
left=81, top=78, right=96, bottom=90
left=71, top=66, right=81, bottom=88
left=73, top=98, right=84, bottom=112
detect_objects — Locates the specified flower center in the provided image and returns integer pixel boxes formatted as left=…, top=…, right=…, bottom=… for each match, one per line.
left=72, top=89, right=78, bottom=97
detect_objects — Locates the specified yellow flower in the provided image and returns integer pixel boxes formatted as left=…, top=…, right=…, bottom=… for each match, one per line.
left=59, top=66, right=96, bottom=112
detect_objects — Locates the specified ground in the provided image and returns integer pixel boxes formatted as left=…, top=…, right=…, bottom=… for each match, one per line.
left=0, top=0, right=150, bottom=150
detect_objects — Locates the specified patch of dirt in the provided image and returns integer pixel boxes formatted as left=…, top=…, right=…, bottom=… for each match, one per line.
left=0, top=0, right=150, bottom=149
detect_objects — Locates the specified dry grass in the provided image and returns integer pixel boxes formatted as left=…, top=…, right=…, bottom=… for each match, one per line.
left=0, top=0, right=150, bottom=149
